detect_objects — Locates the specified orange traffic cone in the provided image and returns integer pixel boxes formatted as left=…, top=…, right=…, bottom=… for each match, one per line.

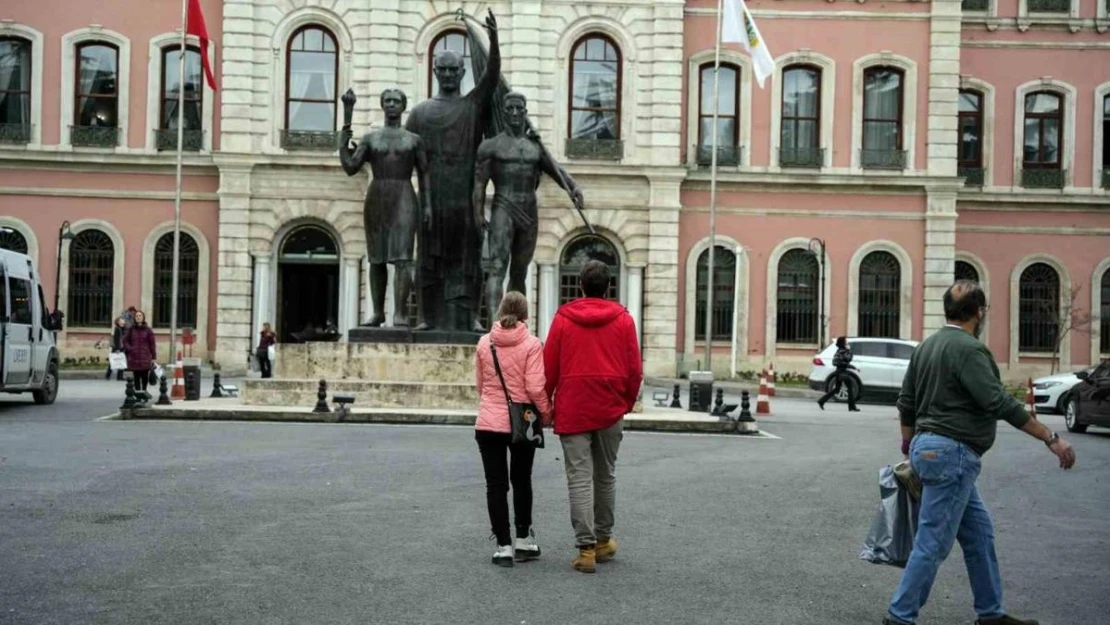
left=756, top=370, right=771, bottom=415
left=1025, top=377, right=1037, bottom=419
left=767, top=362, right=777, bottom=397
left=171, top=351, right=185, bottom=399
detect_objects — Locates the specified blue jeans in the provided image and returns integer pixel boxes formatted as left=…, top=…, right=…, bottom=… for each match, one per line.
left=887, top=432, right=1004, bottom=624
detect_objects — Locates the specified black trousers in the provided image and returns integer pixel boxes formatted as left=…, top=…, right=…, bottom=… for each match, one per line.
left=819, top=370, right=858, bottom=409
left=130, top=370, right=149, bottom=392
left=475, top=430, right=536, bottom=546
left=257, top=348, right=272, bottom=378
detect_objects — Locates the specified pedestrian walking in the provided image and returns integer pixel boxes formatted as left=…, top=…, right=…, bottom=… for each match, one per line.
left=120, top=306, right=137, bottom=329
left=818, top=336, right=861, bottom=411
left=104, top=316, right=126, bottom=381
left=543, top=260, right=642, bottom=574
left=256, top=322, right=276, bottom=379
left=473, top=292, right=552, bottom=567
left=883, top=280, right=1076, bottom=625
left=121, top=310, right=156, bottom=395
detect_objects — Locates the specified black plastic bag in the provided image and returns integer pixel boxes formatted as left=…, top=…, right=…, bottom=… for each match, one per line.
left=860, top=463, right=920, bottom=568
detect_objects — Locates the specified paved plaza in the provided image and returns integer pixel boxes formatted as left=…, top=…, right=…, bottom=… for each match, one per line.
left=1, top=380, right=1108, bottom=625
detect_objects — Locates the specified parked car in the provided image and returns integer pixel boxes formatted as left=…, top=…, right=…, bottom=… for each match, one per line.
left=808, top=337, right=919, bottom=403
left=1032, top=367, right=1093, bottom=414
left=1063, top=360, right=1110, bottom=433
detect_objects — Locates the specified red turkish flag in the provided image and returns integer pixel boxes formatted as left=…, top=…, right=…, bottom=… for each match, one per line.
left=186, top=0, right=217, bottom=90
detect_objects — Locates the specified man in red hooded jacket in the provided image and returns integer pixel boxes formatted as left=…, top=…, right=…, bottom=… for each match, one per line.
left=544, top=260, right=642, bottom=574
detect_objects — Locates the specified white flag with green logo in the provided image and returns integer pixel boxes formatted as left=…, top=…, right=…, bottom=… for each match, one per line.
left=722, top=0, right=774, bottom=89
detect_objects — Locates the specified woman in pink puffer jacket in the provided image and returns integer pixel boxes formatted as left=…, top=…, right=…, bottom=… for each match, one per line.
left=474, top=291, right=552, bottom=568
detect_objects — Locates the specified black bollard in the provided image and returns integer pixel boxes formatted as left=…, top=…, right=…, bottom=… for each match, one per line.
left=670, top=383, right=682, bottom=409
left=712, top=388, right=724, bottom=415
left=121, top=377, right=137, bottom=411
left=689, top=383, right=701, bottom=413
left=738, top=389, right=755, bottom=422
left=210, top=372, right=224, bottom=398
left=313, top=379, right=331, bottom=413
left=156, top=374, right=172, bottom=405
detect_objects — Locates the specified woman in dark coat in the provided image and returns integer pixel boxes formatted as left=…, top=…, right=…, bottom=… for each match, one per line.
left=818, top=336, right=861, bottom=412
left=122, top=310, right=157, bottom=393
left=256, top=322, right=276, bottom=379
left=105, top=316, right=126, bottom=381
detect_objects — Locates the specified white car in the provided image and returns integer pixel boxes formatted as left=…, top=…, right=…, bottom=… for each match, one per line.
left=1032, top=367, right=1091, bottom=414
left=808, top=337, right=919, bottom=403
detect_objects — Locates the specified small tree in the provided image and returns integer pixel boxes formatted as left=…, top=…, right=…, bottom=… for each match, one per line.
left=1048, top=286, right=1095, bottom=374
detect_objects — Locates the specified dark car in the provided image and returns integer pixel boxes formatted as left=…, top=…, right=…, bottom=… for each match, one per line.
left=1064, top=360, right=1110, bottom=433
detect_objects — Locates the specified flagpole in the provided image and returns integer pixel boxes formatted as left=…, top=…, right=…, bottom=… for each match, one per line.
left=704, top=0, right=724, bottom=374
left=171, top=0, right=187, bottom=365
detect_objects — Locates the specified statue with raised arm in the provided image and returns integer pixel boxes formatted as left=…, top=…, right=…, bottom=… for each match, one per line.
left=339, top=87, right=430, bottom=327
left=473, top=92, right=584, bottom=328
left=404, top=9, right=501, bottom=333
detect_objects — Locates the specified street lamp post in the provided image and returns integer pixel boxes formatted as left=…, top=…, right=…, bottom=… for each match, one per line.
left=53, top=221, right=76, bottom=337
left=807, top=238, right=827, bottom=349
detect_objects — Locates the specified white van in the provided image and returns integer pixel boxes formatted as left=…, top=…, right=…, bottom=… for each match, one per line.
left=1, top=248, right=59, bottom=404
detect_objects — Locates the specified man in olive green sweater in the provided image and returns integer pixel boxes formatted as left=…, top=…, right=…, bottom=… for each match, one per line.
left=884, top=281, right=1076, bottom=625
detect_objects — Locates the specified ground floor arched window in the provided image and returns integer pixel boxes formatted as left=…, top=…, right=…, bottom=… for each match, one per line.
left=559, top=234, right=619, bottom=305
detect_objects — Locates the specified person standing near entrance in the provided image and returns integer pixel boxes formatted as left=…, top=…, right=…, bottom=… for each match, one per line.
left=883, top=280, right=1076, bottom=625
left=256, top=322, right=276, bottom=379
left=105, top=316, right=126, bottom=381
left=818, top=336, right=860, bottom=411
left=543, top=260, right=642, bottom=574
left=122, top=310, right=156, bottom=394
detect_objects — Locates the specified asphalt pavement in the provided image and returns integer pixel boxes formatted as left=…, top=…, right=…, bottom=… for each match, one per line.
left=1, top=383, right=1108, bottom=625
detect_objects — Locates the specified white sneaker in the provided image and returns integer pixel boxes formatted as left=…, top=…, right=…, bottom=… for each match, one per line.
left=514, top=531, right=542, bottom=562
left=492, top=544, right=514, bottom=567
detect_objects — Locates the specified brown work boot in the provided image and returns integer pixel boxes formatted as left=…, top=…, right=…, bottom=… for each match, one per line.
left=976, top=616, right=1039, bottom=625
left=595, top=537, right=618, bottom=563
left=572, top=546, right=596, bottom=574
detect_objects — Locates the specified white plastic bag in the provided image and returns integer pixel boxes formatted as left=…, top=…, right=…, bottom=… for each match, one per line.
left=267, top=344, right=276, bottom=363
left=108, top=352, right=128, bottom=371
left=152, top=364, right=165, bottom=380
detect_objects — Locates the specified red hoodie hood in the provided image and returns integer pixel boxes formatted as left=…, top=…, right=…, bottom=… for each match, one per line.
left=490, top=321, right=530, bottom=347
left=557, top=298, right=628, bottom=328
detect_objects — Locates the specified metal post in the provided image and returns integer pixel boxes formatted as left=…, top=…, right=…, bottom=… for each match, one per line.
left=169, top=0, right=188, bottom=372
left=53, top=220, right=71, bottom=312
left=809, top=238, right=826, bottom=348
left=704, top=0, right=725, bottom=373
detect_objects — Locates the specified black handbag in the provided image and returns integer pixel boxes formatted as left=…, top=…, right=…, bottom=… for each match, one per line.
left=489, top=342, right=545, bottom=448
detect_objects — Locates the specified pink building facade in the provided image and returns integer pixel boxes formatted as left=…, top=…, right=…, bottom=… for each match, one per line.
left=0, top=0, right=1106, bottom=380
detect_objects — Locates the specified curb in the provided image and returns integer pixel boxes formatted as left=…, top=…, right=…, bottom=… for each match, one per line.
left=644, top=376, right=822, bottom=400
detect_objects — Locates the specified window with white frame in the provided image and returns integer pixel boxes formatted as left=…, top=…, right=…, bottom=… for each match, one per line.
left=958, top=90, right=984, bottom=186
left=282, top=25, right=338, bottom=149
left=1021, top=91, right=1065, bottom=189
left=697, top=63, right=740, bottom=166
left=0, top=37, right=32, bottom=144
left=157, top=45, right=203, bottom=151
left=861, top=66, right=905, bottom=170
left=72, top=42, right=120, bottom=148
left=780, top=64, right=822, bottom=168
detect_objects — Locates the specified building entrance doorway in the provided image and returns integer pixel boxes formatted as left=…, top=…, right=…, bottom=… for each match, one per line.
left=277, top=225, right=339, bottom=343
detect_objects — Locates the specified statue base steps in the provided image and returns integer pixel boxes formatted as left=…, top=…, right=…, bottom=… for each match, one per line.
left=242, top=379, right=477, bottom=410
left=274, top=341, right=476, bottom=384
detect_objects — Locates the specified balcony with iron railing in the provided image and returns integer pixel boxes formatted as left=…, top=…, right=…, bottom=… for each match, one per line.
left=0, top=123, right=32, bottom=145
left=280, top=129, right=339, bottom=151
left=779, top=147, right=825, bottom=168
left=1028, top=0, right=1070, bottom=11
left=695, top=144, right=743, bottom=167
left=861, top=149, right=907, bottom=170
left=566, top=138, right=624, bottom=161
left=1101, top=169, right=1110, bottom=189
left=1021, top=168, right=1067, bottom=189
left=70, top=125, right=119, bottom=148
left=959, top=167, right=985, bottom=187
left=961, top=0, right=990, bottom=10
left=155, top=128, right=204, bottom=152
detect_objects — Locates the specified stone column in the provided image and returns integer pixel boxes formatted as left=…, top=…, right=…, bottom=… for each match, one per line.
left=213, top=161, right=254, bottom=373
left=642, top=175, right=684, bottom=376
left=340, top=257, right=360, bottom=336
left=628, top=265, right=644, bottom=345
left=924, top=191, right=959, bottom=337
left=538, top=263, right=557, bottom=341
left=251, top=254, right=271, bottom=341
left=649, top=2, right=685, bottom=167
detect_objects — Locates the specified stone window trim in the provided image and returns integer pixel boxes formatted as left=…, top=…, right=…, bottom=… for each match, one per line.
left=955, top=250, right=991, bottom=348
left=686, top=49, right=751, bottom=169
left=959, top=76, right=996, bottom=188
left=57, top=218, right=125, bottom=334
left=1091, top=256, right=1110, bottom=363
left=766, top=237, right=833, bottom=360
left=145, top=32, right=215, bottom=154
left=684, top=236, right=748, bottom=357
left=140, top=221, right=211, bottom=351
left=1018, top=0, right=1080, bottom=20
left=0, top=217, right=39, bottom=265
left=60, top=26, right=131, bottom=150
left=851, top=52, right=917, bottom=172
left=267, top=8, right=353, bottom=155
left=847, top=240, right=914, bottom=340
left=0, top=23, right=44, bottom=147
left=769, top=50, right=836, bottom=171
left=1008, top=253, right=1071, bottom=369
left=1091, top=82, right=1110, bottom=191
left=1011, top=78, right=1076, bottom=190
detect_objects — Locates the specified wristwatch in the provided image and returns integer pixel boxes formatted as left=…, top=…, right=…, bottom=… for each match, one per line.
left=1044, top=431, right=1059, bottom=448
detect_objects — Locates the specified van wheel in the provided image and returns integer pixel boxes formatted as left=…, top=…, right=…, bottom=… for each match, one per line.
left=33, top=363, right=58, bottom=405
left=1064, top=395, right=1087, bottom=433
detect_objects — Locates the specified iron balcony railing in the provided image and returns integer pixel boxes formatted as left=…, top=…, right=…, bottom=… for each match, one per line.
left=861, top=149, right=907, bottom=170
left=1028, top=0, right=1070, bottom=11
left=565, top=138, right=624, bottom=161
left=962, top=0, right=990, bottom=10
left=1101, top=169, right=1110, bottom=189
left=155, top=128, right=204, bottom=152
left=959, top=167, right=985, bottom=187
left=70, top=125, right=119, bottom=148
left=280, top=129, right=339, bottom=151
left=695, top=144, right=743, bottom=166
left=0, top=123, right=32, bottom=144
left=779, top=147, right=825, bottom=168
left=1022, top=168, right=1066, bottom=189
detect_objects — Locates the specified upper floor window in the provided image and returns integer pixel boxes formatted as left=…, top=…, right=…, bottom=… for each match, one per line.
left=0, top=37, right=32, bottom=143
left=1101, top=95, right=1109, bottom=189
left=75, top=42, right=119, bottom=129
left=862, top=66, right=904, bottom=169
left=1100, top=268, right=1109, bottom=354
left=285, top=26, right=337, bottom=133
left=958, top=90, right=983, bottom=184
left=158, top=45, right=203, bottom=151
left=429, top=30, right=474, bottom=96
left=780, top=64, right=821, bottom=167
left=1022, top=91, right=1064, bottom=188
left=569, top=35, right=621, bottom=141
left=1027, top=0, right=1070, bottom=12
left=697, top=63, right=739, bottom=166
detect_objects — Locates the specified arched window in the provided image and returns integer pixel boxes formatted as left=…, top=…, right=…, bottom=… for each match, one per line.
left=569, top=35, right=621, bottom=141
left=958, top=90, right=983, bottom=185
left=73, top=42, right=119, bottom=146
left=858, top=251, right=901, bottom=338
left=0, top=227, right=28, bottom=254
left=955, top=260, right=979, bottom=283
left=780, top=64, right=821, bottom=167
left=1101, top=95, right=1109, bottom=189
left=153, top=233, right=199, bottom=329
left=68, top=230, right=114, bottom=327
left=697, top=63, right=739, bottom=165
left=1018, top=263, right=1059, bottom=353
left=777, top=249, right=819, bottom=343
left=862, top=66, right=904, bottom=169
left=0, top=37, right=32, bottom=143
left=1101, top=269, right=1110, bottom=354
left=559, top=234, right=620, bottom=305
left=158, top=45, right=203, bottom=151
left=428, top=30, right=474, bottom=96
left=285, top=26, right=338, bottom=134
left=694, top=246, right=736, bottom=341
left=1022, top=91, right=1063, bottom=188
